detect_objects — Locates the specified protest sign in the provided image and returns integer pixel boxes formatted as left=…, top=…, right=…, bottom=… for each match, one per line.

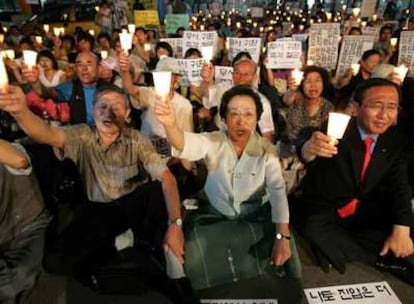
left=215, top=66, right=233, bottom=86
left=227, top=37, right=262, bottom=63
left=182, top=31, right=218, bottom=60
left=305, top=281, right=402, bottom=304
left=165, top=14, right=189, bottom=35
left=134, top=10, right=160, bottom=27
left=267, top=40, right=302, bottom=69
left=308, top=23, right=341, bottom=70
left=398, top=30, right=414, bottom=76
left=335, top=35, right=375, bottom=80
left=177, top=58, right=204, bottom=86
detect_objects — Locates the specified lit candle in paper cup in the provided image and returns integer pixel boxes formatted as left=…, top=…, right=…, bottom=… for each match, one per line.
left=35, top=36, right=43, bottom=44
left=360, top=21, right=367, bottom=28
left=351, top=63, right=360, bottom=76
left=291, top=68, right=304, bottom=86
left=372, top=14, right=377, bottom=22
left=236, top=22, right=241, bottom=29
left=201, top=46, right=214, bottom=62
left=342, top=4, right=347, bottom=11
left=390, top=38, right=398, bottom=47
left=95, top=6, right=100, bottom=11
left=326, top=12, right=332, bottom=21
left=43, top=24, right=49, bottom=33
left=2, top=27, right=7, bottom=33
left=394, top=64, right=408, bottom=82
left=0, top=58, right=9, bottom=93
left=200, top=24, right=205, bottom=31
left=152, top=71, right=172, bottom=101
left=144, top=43, right=151, bottom=52
left=128, top=24, right=136, bottom=34
left=89, top=29, right=95, bottom=36
left=5, top=50, right=15, bottom=60
left=299, top=24, right=304, bottom=31
left=0, top=34, right=4, bottom=44
left=119, top=32, right=132, bottom=52
left=53, top=27, right=60, bottom=36
left=23, top=50, right=38, bottom=69
left=327, top=112, right=351, bottom=145
left=101, top=50, right=108, bottom=59
left=352, top=7, right=360, bottom=17
left=307, top=60, right=314, bottom=66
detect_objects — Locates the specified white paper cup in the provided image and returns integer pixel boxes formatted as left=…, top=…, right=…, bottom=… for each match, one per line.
left=23, top=50, right=38, bottom=69
left=327, top=112, right=351, bottom=145
left=152, top=71, right=172, bottom=101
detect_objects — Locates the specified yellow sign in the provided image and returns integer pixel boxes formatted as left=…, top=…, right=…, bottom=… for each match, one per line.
left=134, top=10, right=160, bottom=27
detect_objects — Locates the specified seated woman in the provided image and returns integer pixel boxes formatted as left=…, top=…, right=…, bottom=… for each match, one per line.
left=283, top=66, right=334, bottom=147
left=155, top=85, right=301, bottom=290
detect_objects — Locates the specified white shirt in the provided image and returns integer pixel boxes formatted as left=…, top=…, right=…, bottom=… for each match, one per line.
left=130, top=86, right=194, bottom=139
left=39, top=68, right=65, bottom=88
left=203, top=82, right=275, bottom=134
left=172, top=131, right=289, bottom=223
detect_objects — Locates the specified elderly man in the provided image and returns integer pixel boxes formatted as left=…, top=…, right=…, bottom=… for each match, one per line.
left=296, top=78, right=414, bottom=285
left=23, top=51, right=104, bottom=125
left=200, top=57, right=275, bottom=142
left=0, top=84, right=195, bottom=301
left=0, top=140, right=49, bottom=304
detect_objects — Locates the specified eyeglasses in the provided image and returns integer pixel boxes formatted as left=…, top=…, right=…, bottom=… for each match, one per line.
left=227, top=110, right=256, bottom=121
left=363, top=102, right=400, bottom=113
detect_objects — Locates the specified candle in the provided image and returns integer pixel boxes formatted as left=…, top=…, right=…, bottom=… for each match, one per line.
left=351, top=63, right=360, bottom=76
left=119, top=32, right=132, bottom=52
left=326, top=12, right=332, bottom=21
left=200, top=25, right=205, bottom=31
left=394, top=65, right=408, bottom=82
left=327, top=112, right=351, bottom=145
left=0, top=58, right=9, bottom=93
left=53, top=27, right=60, bottom=36
left=128, top=24, right=136, bottom=34
left=89, top=29, right=95, bottom=36
left=352, top=7, right=360, bottom=17
left=236, top=22, right=241, bottom=29
left=35, top=36, right=43, bottom=44
left=43, top=24, right=49, bottom=33
left=201, top=46, right=214, bottom=61
left=95, top=6, right=100, bottom=11
left=23, top=50, right=38, bottom=69
left=390, top=38, right=398, bottom=47
left=372, top=14, right=377, bottom=22
left=2, top=27, right=7, bottom=33
left=5, top=50, right=15, bottom=60
left=0, top=34, right=4, bottom=44
left=292, top=68, right=304, bottom=86
left=144, top=43, right=151, bottom=52
left=299, top=24, right=304, bottom=31
left=152, top=71, right=172, bottom=101
left=342, top=4, right=347, bottom=11
left=101, top=50, right=108, bottom=59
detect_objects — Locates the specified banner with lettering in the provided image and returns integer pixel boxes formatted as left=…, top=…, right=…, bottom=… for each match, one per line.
left=267, top=40, right=302, bottom=69
left=165, top=14, right=190, bottom=35
left=134, top=10, right=160, bottom=27
left=308, top=23, right=341, bottom=70
left=177, top=58, right=204, bottom=86
left=215, top=66, right=233, bottom=86
left=398, top=30, right=414, bottom=77
left=227, top=37, right=262, bottom=63
left=335, top=35, right=375, bottom=81
left=182, top=31, right=218, bottom=60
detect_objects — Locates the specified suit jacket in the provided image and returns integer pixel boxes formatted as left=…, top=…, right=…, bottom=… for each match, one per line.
left=301, top=118, right=413, bottom=229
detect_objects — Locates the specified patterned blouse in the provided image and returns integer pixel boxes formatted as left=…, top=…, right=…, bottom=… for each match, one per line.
left=285, top=92, right=334, bottom=145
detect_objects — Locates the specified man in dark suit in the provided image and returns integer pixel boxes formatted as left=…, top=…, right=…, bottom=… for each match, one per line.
left=296, top=78, right=414, bottom=284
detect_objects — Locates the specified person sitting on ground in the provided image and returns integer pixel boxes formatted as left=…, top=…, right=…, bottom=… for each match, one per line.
left=155, top=85, right=301, bottom=290
left=0, top=84, right=198, bottom=302
left=294, top=78, right=414, bottom=285
left=0, top=139, right=50, bottom=304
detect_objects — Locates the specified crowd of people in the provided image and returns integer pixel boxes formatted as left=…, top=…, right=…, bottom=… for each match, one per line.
left=0, top=3, right=413, bottom=303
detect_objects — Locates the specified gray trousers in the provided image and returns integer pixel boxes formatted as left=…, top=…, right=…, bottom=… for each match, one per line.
left=0, top=211, right=50, bottom=303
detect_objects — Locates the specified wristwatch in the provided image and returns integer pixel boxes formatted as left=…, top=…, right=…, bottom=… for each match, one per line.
left=168, top=218, right=183, bottom=226
left=275, top=233, right=291, bottom=240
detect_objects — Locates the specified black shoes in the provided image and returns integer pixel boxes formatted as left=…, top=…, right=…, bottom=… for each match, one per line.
left=376, top=256, right=414, bottom=286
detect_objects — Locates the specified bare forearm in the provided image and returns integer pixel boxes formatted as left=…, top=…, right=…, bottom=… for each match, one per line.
left=199, top=80, right=212, bottom=99
left=282, top=89, right=297, bottom=106
left=121, top=71, right=139, bottom=96
left=0, top=140, right=28, bottom=169
left=161, top=170, right=181, bottom=221
left=165, top=123, right=185, bottom=152
left=13, top=107, right=64, bottom=148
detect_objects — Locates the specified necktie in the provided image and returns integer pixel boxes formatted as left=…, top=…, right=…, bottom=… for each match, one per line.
left=337, top=137, right=374, bottom=218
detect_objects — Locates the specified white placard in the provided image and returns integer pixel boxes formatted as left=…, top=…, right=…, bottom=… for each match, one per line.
left=267, top=41, right=302, bottom=69
left=182, top=31, right=218, bottom=61
left=228, top=37, right=262, bottom=63
left=398, top=30, right=414, bottom=77
left=160, top=38, right=183, bottom=58
left=308, top=23, right=341, bottom=71
left=201, top=300, right=277, bottom=304
left=362, top=27, right=380, bottom=38
left=215, top=66, right=233, bottom=86
left=335, top=35, right=375, bottom=81
left=177, top=58, right=204, bottom=86
left=292, top=34, right=309, bottom=42
left=250, top=7, right=264, bottom=18
left=305, top=281, right=402, bottom=304
left=360, top=0, right=378, bottom=18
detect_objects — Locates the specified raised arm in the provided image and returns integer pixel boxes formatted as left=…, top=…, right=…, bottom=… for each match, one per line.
left=0, top=85, right=65, bottom=148
left=119, top=52, right=140, bottom=97
left=154, top=94, right=185, bottom=152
